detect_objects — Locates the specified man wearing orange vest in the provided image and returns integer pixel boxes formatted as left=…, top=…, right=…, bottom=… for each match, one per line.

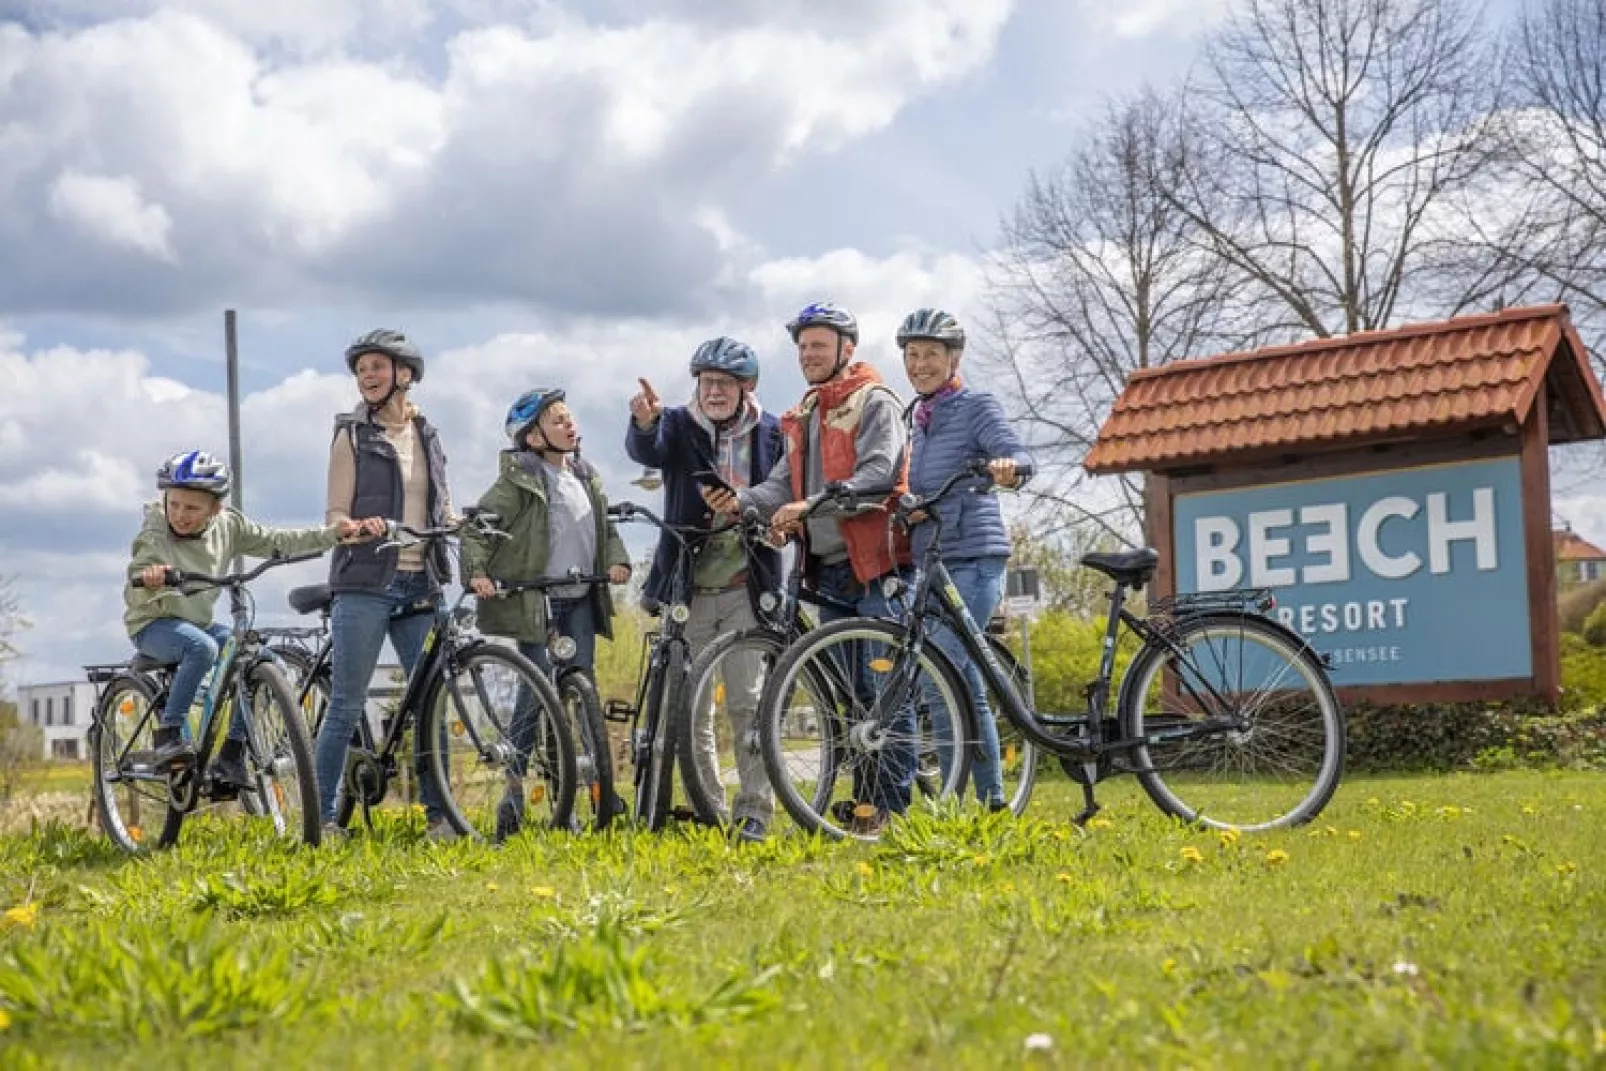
left=704, top=301, right=912, bottom=836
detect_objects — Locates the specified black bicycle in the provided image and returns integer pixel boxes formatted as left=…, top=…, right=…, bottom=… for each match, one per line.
left=683, top=494, right=1040, bottom=822
left=482, top=571, right=623, bottom=831
left=87, top=552, right=323, bottom=852
left=760, top=460, right=1346, bottom=839
left=282, top=514, right=577, bottom=840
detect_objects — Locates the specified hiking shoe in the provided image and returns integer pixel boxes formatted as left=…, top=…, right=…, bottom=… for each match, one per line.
left=147, top=725, right=195, bottom=770
left=828, top=799, right=858, bottom=828
left=985, top=796, right=1010, bottom=814
left=426, top=818, right=460, bottom=843
left=731, top=816, right=767, bottom=844
left=211, top=743, right=253, bottom=790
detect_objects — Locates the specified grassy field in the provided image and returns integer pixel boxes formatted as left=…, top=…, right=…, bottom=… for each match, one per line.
left=0, top=770, right=1602, bottom=1069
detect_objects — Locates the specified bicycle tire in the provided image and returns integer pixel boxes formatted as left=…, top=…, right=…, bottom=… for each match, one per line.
left=635, top=641, right=686, bottom=831
left=758, top=616, right=977, bottom=841
left=241, top=660, right=322, bottom=845
left=91, top=673, right=181, bottom=853
left=559, top=667, right=619, bottom=830
left=680, top=628, right=785, bottom=826
left=1118, top=611, right=1345, bottom=831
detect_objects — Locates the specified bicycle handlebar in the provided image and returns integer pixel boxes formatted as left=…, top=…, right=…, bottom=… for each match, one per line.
left=488, top=571, right=615, bottom=596
left=130, top=550, right=325, bottom=590
left=897, top=460, right=1035, bottom=519
left=377, top=509, right=507, bottom=551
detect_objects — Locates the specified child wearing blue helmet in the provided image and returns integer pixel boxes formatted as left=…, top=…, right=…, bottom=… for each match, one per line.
left=461, top=388, right=631, bottom=827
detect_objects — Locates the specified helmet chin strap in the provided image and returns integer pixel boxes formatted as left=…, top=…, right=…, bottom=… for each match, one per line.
left=365, top=358, right=410, bottom=416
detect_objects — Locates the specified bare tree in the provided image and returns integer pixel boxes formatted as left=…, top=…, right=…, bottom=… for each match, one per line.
left=980, top=90, right=1250, bottom=544
left=1166, top=0, right=1499, bottom=337
left=0, top=577, right=25, bottom=692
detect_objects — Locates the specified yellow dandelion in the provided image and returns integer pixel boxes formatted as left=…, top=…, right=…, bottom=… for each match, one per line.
left=1056, top=872, right=1074, bottom=883
left=856, top=861, right=873, bottom=878
left=1086, top=817, right=1112, bottom=830
left=970, top=853, right=990, bottom=867
left=485, top=882, right=500, bottom=892
left=1521, top=804, right=1538, bottom=816
left=1347, top=830, right=1362, bottom=840
left=0, top=1006, right=10, bottom=1031
left=1051, top=828, right=1070, bottom=841
left=1179, top=845, right=1204, bottom=864
left=1161, top=957, right=1177, bottom=976
left=1437, top=806, right=1462, bottom=819
left=530, top=886, right=556, bottom=898
left=1218, top=828, right=1241, bottom=847
left=2, top=903, right=39, bottom=930
left=1264, top=849, right=1290, bottom=866
left=1324, top=825, right=1340, bottom=836
left=1556, top=861, right=1578, bottom=876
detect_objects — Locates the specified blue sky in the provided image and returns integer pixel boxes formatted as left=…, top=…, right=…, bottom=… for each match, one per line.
left=0, top=0, right=1588, bottom=687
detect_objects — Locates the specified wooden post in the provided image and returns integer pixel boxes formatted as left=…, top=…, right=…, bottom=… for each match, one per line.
left=1520, top=383, right=1561, bottom=706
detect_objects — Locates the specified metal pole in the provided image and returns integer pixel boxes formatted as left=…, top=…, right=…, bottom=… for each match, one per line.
left=224, top=309, right=243, bottom=572
left=1020, top=613, right=1035, bottom=709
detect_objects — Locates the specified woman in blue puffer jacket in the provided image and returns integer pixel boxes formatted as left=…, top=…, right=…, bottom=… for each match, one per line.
left=899, top=308, right=1034, bottom=810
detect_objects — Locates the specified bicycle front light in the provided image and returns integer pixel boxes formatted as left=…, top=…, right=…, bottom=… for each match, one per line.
left=758, top=592, right=779, bottom=613
left=551, top=635, right=578, bottom=661
left=669, top=603, right=691, bottom=624
left=881, top=575, right=906, bottom=600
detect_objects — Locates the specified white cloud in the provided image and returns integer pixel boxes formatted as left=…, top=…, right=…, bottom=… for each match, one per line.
left=46, top=171, right=176, bottom=261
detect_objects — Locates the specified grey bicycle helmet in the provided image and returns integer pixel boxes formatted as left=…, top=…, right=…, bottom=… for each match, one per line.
left=896, top=308, right=966, bottom=353
left=689, top=337, right=760, bottom=382
left=785, top=301, right=859, bottom=344
left=156, top=450, right=231, bottom=498
left=345, top=328, right=425, bottom=383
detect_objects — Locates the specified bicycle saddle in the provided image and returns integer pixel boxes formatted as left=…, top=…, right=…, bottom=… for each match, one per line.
left=1080, top=548, right=1159, bottom=586
left=287, top=583, right=333, bottom=616
left=128, top=653, right=178, bottom=674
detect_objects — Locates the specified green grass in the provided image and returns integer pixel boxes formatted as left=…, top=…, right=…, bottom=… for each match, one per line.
left=1, top=771, right=1602, bottom=1068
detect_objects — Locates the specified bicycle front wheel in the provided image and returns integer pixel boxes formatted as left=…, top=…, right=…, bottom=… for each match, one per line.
left=559, top=667, right=619, bottom=830
left=984, top=633, right=1039, bottom=817
left=634, top=642, right=686, bottom=832
left=423, top=643, right=576, bottom=841
left=240, top=661, right=321, bottom=845
left=759, top=617, right=976, bottom=841
left=1119, top=612, right=1344, bottom=831
left=91, top=673, right=180, bottom=853
left=680, top=629, right=785, bottom=827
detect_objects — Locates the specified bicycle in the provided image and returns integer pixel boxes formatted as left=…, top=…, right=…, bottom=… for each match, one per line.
left=481, top=571, right=623, bottom=831
left=284, top=513, right=577, bottom=840
left=87, top=552, right=324, bottom=852
left=759, top=460, right=1346, bottom=839
left=682, top=495, right=1040, bottom=822
left=596, top=500, right=706, bottom=831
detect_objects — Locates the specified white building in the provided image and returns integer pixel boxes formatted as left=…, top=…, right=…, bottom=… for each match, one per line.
left=16, top=681, right=96, bottom=761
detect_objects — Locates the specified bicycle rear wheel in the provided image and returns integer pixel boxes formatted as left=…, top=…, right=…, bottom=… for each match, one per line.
left=559, top=667, right=620, bottom=830
left=239, top=661, right=321, bottom=845
left=634, top=642, right=686, bottom=831
left=680, top=629, right=783, bottom=827
left=1120, top=612, right=1344, bottom=831
left=759, top=617, right=976, bottom=841
left=91, top=674, right=181, bottom=853
left=423, top=643, right=576, bottom=841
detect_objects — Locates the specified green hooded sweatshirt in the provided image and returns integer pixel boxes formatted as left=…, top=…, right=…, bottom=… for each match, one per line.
left=123, top=501, right=340, bottom=639
left=460, top=452, right=629, bottom=644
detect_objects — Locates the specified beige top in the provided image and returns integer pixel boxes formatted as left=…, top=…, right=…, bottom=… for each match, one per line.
left=326, top=402, right=449, bottom=572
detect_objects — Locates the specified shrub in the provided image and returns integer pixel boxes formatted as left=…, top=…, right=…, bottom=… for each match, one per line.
left=1583, top=602, right=1606, bottom=648
left=1345, top=701, right=1606, bottom=773
left=1557, top=576, right=1606, bottom=633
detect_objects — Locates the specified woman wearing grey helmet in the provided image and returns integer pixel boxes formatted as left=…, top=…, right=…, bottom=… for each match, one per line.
left=626, top=336, right=784, bottom=841
left=899, top=307, right=1034, bottom=812
left=317, top=328, right=458, bottom=841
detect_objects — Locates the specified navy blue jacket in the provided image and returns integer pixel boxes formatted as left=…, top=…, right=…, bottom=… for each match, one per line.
left=624, top=406, right=784, bottom=611
left=907, top=387, right=1033, bottom=564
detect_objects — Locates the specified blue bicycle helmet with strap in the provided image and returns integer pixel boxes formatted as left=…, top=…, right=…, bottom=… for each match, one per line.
left=689, top=336, right=760, bottom=383
left=785, top=301, right=859, bottom=344
left=156, top=450, right=231, bottom=498
left=505, top=387, right=566, bottom=445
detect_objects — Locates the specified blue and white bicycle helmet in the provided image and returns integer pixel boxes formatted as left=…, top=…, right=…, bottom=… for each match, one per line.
left=785, top=301, right=859, bottom=344
left=345, top=328, right=425, bottom=383
left=689, top=337, right=760, bottom=383
left=896, top=308, right=966, bottom=352
left=505, top=387, right=565, bottom=444
left=156, top=450, right=231, bottom=498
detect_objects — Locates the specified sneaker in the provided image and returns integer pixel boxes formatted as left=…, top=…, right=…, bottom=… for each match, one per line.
left=731, top=816, right=767, bottom=844
left=985, top=796, right=1010, bottom=814
left=847, top=804, right=891, bottom=838
left=426, top=818, right=460, bottom=843
left=211, top=744, right=253, bottom=790
left=147, top=725, right=195, bottom=770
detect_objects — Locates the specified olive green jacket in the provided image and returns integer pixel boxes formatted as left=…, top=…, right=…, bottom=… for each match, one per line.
left=460, top=452, right=629, bottom=643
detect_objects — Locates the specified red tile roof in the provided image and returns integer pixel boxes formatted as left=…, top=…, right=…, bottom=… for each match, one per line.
left=1084, top=305, right=1606, bottom=474
left=1554, top=529, right=1606, bottom=562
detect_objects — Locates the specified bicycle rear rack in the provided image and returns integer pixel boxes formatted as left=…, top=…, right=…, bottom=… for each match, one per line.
left=1148, top=588, right=1276, bottom=617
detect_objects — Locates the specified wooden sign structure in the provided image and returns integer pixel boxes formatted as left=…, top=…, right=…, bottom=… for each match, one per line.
left=1085, top=305, right=1606, bottom=705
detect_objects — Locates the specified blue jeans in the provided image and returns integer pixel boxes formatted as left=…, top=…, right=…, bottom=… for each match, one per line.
left=814, top=559, right=914, bottom=813
left=315, top=571, right=442, bottom=823
left=516, top=596, right=596, bottom=779
left=922, top=556, right=1008, bottom=806
left=134, top=619, right=242, bottom=739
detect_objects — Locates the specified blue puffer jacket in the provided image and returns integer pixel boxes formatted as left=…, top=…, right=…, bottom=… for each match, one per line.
left=624, top=406, right=784, bottom=610
left=907, top=386, right=1033, bottom=564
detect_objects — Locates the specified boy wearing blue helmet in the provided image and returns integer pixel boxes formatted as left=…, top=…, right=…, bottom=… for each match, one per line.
left=626, top=337, right=784, bottom=841
left=124, top=450, right=372, bottom=784
left=462, top=388, right=632, bottom=828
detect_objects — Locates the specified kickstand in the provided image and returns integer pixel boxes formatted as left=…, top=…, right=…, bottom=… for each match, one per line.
left=1072, top=778, right=1102, bottom=826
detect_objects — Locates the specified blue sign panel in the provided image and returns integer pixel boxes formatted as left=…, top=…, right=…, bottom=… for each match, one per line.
left=1172, top=457, right=1530, bottom=686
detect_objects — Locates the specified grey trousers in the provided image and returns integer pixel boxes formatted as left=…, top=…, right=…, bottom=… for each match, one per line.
left=684, top=586, right=772, bottom=825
